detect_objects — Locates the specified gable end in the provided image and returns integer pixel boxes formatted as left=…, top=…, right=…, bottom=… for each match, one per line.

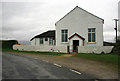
left=55, top=6, right=104, bottom=25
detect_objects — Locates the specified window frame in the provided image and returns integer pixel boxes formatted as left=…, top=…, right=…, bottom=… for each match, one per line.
left=61, top=29, right=68, bottom=42
left=49, top=38, right=53, bottom=45
left=88, top=28, right=96, bottom=43
left=40, top=38, right=43, bottom=44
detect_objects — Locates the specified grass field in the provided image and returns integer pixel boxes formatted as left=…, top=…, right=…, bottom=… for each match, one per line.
left=2, top=48, right=118, bottom=65
left=73, top=53, right=118, bottom=65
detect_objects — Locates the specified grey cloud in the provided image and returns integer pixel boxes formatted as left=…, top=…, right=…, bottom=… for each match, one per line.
left=1, top=0, right=119, bottom=42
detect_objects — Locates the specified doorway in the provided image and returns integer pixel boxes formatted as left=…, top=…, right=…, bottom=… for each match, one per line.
left=73, top=40, right=79, bottom=53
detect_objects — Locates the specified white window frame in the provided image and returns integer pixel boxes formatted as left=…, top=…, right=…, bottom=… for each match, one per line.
left=88, top=28, right=96, bottom=43
left=40, top=38, right=43, bottom=44
left=49, top=38, right=53, bottom=45
left=61, top=29, right=68, bottom=42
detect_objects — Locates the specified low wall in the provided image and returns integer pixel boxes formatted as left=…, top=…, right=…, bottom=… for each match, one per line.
left=78, top=46, right=114, bottom=54
left=13, top=44, right=67, bottom=53
left=13, top=45, right=113, bottom=54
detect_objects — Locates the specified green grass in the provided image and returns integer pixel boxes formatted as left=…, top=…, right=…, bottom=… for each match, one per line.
left=2, top=48, right=118, bottom=65
left=73, top=53, right=118, bottom=65
left=2, top=48, right=66, bottom=56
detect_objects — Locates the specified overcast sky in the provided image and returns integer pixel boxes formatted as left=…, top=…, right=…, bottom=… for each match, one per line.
left=1, top=0, right=119, bottom=42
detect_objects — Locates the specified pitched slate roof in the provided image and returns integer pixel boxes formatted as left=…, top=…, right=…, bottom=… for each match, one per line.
left=30, top=30, right=55, bottom=41
left=55, top=6, right=104, bottom=25
left=68, top=33, right=85, bottom=40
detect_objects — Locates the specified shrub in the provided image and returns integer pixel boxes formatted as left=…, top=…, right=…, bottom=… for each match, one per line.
left=1, top=40, right=18, bottom=49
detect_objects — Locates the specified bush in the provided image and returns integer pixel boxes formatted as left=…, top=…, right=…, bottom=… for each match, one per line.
left=1, top=40, right=18, bottom=49
left=111, top=42, right=120, bottom=54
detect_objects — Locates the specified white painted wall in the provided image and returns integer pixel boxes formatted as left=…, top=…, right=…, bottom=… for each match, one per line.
left=31, top=38, right=40, bottom=46
left=31, top=39, right=35, bottom=46
left=78, top=46, right=114, bottom=54
left=56, top=7, right=103, bottom=46
left=13, top=45, right=113, bottom=54
left=13, top=44, right=67, bottom=53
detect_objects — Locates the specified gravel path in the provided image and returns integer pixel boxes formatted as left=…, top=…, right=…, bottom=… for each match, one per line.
left=8, top=52, right=118, bottom=79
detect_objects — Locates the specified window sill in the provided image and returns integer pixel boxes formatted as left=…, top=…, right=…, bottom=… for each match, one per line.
left=87, top=42, right=96, bottom=44
left=61, top=42, right=69, bottom=44
left=40, top=44, right=43, bottom=45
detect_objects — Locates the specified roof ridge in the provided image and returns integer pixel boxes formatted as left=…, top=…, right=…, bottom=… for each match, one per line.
left=30, top=30, right=55, bottom=41
left=68, top=33, right=85, bottom=40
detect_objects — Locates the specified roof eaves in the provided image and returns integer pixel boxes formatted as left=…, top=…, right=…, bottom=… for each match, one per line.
left=30, top=30, right=55, bottom=41
left=77, top=7, right=104, bottom=23
left=30, top=38, right=34, bottom=41
left=68, top=33, right=85, bottom=40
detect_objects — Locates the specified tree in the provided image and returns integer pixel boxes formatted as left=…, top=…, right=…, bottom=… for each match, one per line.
left=2, top=40, right=18, bottom=49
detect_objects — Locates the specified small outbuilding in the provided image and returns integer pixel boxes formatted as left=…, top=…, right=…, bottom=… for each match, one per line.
left=30, top=30, right=55, bottom=46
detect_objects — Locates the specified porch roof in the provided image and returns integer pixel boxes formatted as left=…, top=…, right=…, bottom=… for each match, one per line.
left=68, top=33, right=85, bottom=40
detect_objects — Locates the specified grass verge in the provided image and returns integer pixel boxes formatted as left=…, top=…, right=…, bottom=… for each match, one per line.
left=72, top=53, right=118, bottom=65
left=2, top=48, right=118, bottom=67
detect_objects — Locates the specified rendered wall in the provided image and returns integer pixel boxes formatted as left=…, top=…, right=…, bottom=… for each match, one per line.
left=78, top=46, right=114, bottom=54
left=13, top=44, right=67, bottom=53
left=56, top=7, right=103, bottom=46
left=13, top=45, right=113, bottom=54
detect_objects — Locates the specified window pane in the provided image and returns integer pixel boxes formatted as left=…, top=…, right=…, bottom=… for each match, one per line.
left=65, top=34, right=67, bottom=42
left=88, top=29, right=91, bottom=32
left=88, top=33, right=91, bottom=42
left=88, top=28, right=96, bottom=42
left=92, top=28, right=95, bottom=32
left=61, top=29, right=68, bottom=42
left=92, top=33, right=95, bottom=42
left=49, top=38, right=53, bottom=45
left=40, top=38, right=43, bottom=44
left=62, top=30, right=64, bottom=33
left=65, top=30, right=68, bottom=33
left=62, top=34, right=64, bottom=42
